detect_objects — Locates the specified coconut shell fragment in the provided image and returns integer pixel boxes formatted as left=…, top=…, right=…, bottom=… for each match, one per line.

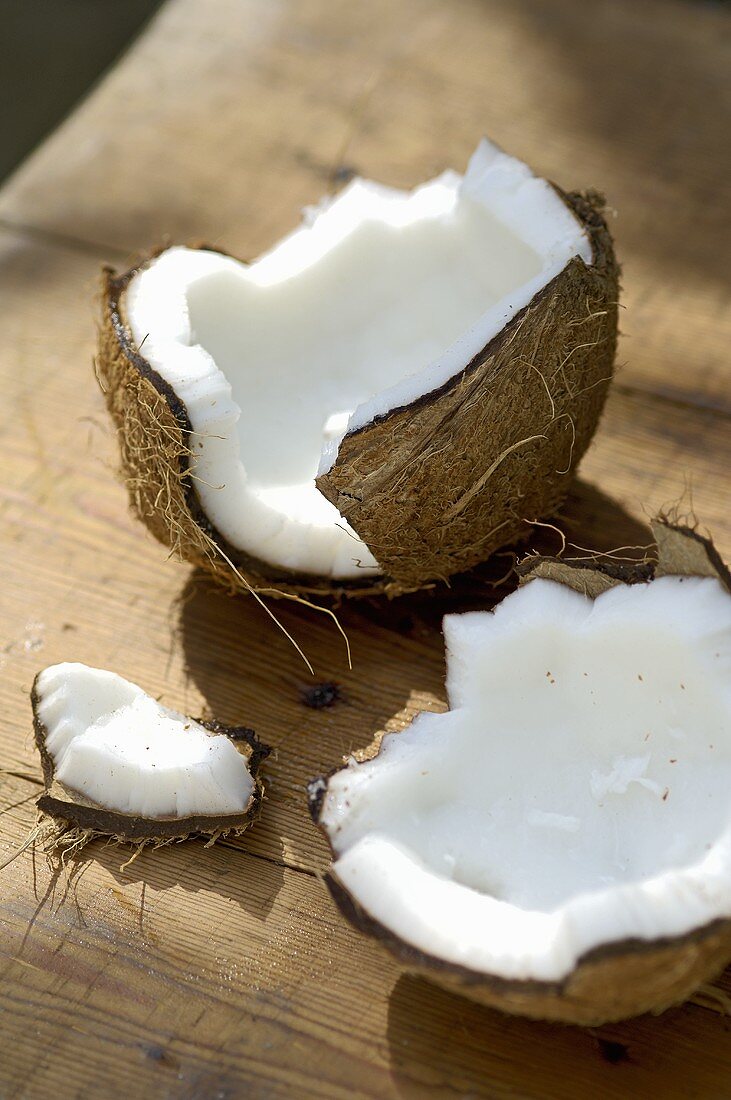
left=518, top=518, right=731, bottom=596
left=32, top=665, right=269, bottom=848
left=309, top=522, right=731, bottom=1025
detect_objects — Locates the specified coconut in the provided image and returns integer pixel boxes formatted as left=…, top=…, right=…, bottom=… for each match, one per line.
left=96, top=140, right=618, bottom=598
left=309, top=522, right=731, bottom=1025
left=32, top=663, right=268, bottom=847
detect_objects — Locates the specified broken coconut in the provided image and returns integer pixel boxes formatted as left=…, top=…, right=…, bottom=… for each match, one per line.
left=309, top=523, right=731, bottom=1025
left=97, top=140, right=618, bottom=598
left=32, top=663, right=268, bottom=846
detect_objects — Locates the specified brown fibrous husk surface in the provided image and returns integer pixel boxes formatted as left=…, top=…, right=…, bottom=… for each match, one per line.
left=31, top=673, right=270, bottom=851
left=317, top=189, right=619, bottom=588
left=96, top=188, right=618, bottom=598
left=309, top=521, right=731, bottom=1025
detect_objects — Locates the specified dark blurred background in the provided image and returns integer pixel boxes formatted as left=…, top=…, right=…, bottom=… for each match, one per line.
left=0, top=0, right=163, bottom=184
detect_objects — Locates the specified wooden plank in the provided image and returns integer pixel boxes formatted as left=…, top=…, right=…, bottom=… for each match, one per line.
left=1, top=0, right=730, bottom=1094
left=0, top=0, right=729, bottom=412
left=2, top=773, right=731, bottom=1100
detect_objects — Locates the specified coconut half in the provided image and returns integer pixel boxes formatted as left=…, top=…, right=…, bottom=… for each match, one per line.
left=32, top=663, right=269, bottom=844
left=309, top=523, right=731, bottom=1024
left=97, top=139, right=618, bottom=597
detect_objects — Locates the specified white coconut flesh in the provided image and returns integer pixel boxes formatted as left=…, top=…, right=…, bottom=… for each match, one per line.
left=35, top=663, right=254, bottom=818
left=124, top=140, right=592, bottom=578
left=320, top=575, right=731, bottom=981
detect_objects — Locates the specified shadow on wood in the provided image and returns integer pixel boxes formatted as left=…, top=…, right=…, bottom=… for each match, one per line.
left=46, top=819, right=286, bottom=923
left=175, top=567, right=444, bottom=758
left=386, top=971, right=731, bottom=1100
left=175, top=570, right=445, bottom=871
left=351, top=477, right=652, bottom=636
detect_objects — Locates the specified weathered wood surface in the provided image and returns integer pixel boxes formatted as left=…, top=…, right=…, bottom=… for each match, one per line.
left=1, top=0, right=730, bottom=1096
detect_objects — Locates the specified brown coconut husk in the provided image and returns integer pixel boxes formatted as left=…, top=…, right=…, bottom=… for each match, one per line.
left=317, top=190, right=619, bottom=588
left=31, top=674, right=270, bottom=851
left=518, top=517, right=731, bottom=596
left=309, top=521, right=731, bottom=1025
left=96, top=188, right=618, bottom=599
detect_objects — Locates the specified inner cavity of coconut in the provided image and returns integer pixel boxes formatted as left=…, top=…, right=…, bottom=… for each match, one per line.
left=35, top=663, right=254, bottom=818
left=124, top=140, right=592, bottom=578
left=319, top=575, right=731, bottom=978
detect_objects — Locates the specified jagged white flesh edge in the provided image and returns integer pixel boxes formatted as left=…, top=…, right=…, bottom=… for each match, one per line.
left=35, top=663, right=254, bottom=820
left=321, top=576, right=731, bottom=982
left=124, top=139, right=591, bottom=579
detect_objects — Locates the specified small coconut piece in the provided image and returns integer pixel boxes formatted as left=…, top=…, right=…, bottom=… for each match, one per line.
left=309, top=522, right=731, bottom=1025
left=32, top=663, right=269, bottom=846
left=97, top=139, right=618, bottom=598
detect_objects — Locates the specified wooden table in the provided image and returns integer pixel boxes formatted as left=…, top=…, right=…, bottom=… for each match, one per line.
left=1, top=1, right=730, bottom=1095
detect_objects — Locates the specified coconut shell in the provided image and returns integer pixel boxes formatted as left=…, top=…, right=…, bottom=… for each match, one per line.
left=309, top=522, right=731, bottom=1025
left=96, top=188, right=617, bottom=598
left=317, top=190, right=619, bottom=588
left=32, top=675, right=270, bottom=844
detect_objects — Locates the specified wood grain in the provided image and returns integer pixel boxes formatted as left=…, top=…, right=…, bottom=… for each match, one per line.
left=0, top=0, right=730, bottom=1095
left=2, top=771, right=731, bottom=1100
left=1, top=0, right=729, bottom=412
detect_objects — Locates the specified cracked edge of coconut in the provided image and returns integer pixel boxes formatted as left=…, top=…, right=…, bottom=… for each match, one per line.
left=31, top=663, right=269, bottom=851
left=308, top=521, right=731, bottom=1025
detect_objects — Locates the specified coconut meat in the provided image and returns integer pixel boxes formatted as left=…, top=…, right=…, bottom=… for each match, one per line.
left=124, top=140, right=592, bottom=578
left=35, top=663, right=254, bottom=818
left=319, top=575, right=731, bottom=981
